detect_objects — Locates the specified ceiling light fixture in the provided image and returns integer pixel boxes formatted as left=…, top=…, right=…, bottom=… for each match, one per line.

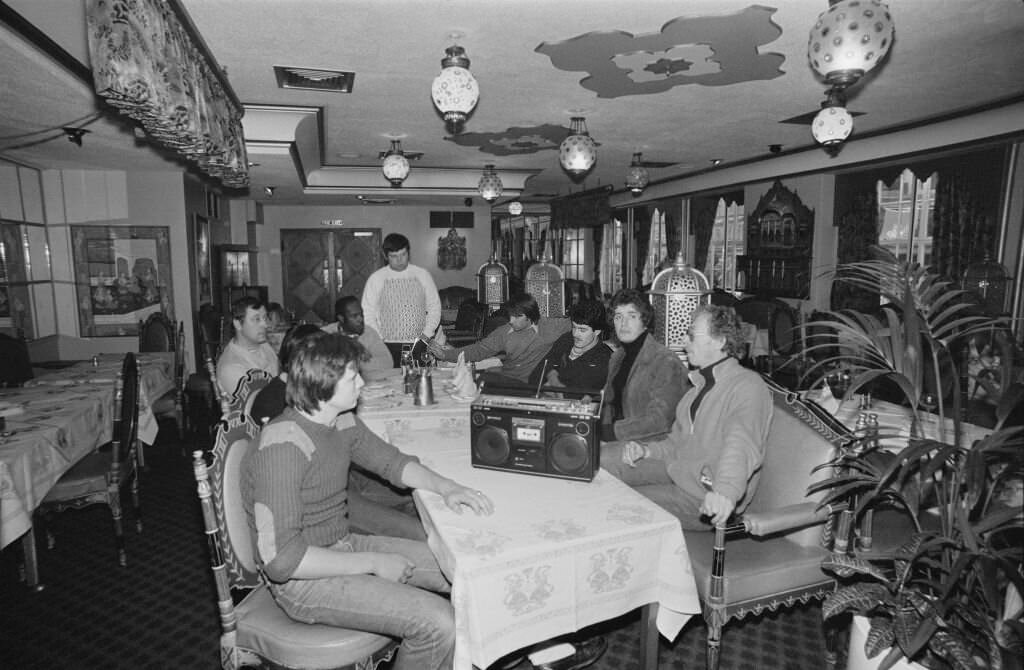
left=431, top=44, right=479, bottom=134
left=508, top=201, right=523, bottom=216
left=625, top=152, right=650, bottom=195
left=477, top=164, right=503, bottom=202
left=811, top=88, right=852, bottom=154
left=381, top=139, right=410, bottom=187
left=62, top=127, right=89, bottom=146
left=558, top=117, right=596, bottom=178
left=263, top=186, right=275, bottom=197
left=807, top=0, right=894, bottom=150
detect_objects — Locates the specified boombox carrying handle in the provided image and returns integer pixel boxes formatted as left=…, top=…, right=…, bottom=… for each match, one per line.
left=479, top=379, right=605, bottom=418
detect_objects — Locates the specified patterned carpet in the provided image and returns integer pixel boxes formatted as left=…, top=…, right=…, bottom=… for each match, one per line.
left=1, top=425, right=835, bottom=670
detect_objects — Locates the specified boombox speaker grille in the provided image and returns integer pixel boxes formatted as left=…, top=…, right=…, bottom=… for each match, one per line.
left=549, top=433, right=593, bottom=476
left=472, top=426, right=510, bottom=466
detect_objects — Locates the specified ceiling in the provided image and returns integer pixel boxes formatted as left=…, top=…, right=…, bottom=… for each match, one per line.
left=2, top=0, right=1023, bottom=210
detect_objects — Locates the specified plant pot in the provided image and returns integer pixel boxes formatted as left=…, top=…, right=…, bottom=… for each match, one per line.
left=847, top=615, right=925, bottom=670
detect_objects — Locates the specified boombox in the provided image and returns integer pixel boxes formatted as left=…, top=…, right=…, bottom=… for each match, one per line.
left=470, top=390, right=603, bottom=482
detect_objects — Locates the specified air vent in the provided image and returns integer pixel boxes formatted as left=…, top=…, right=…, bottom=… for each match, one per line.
left=358, top=196, right=396, bottom=205
left=274, top=66, right=354, bottom=93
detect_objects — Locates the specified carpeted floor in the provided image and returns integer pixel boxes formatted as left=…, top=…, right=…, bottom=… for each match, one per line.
left=1, top=424, right=837, bottom=670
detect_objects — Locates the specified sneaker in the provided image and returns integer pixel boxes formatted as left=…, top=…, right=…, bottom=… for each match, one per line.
left=530, top=636, right=607, bottom=670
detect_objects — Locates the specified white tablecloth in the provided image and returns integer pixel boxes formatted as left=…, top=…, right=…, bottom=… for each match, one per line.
left=359, top=376, right=700, bottom=670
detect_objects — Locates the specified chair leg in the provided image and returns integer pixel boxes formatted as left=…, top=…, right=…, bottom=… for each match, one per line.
left=109, top=481, right=126, bottom=567
left=823, top=615, right=839, bottom=670
left=705, top=609, right=724, bottom=670
left=132, top=465, right=142, bottom=534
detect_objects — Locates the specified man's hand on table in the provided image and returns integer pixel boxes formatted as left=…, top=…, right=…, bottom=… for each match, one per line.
left=439, top=480, right=494, bottom=516
left=425, top=339, right=450, bottom=359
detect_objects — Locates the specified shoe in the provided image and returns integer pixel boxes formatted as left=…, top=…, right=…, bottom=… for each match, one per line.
left=530, top=636, right=607, bottom=670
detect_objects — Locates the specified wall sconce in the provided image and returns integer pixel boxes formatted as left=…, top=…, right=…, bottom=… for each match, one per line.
left=381, top=139, right=410, bottom=187
left=477, top=164, right=503, bottom=202
left=625, top=152, right=650, bottom=195
left=431, top=44, right=479, bottom=133
left=559, top=117, right=596, bottom=178
left=811, top=87, right=852, bottom=153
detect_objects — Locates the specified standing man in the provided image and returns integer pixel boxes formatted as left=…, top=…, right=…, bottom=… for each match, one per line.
left=362, top=233, right=442, bottom=366
left=323, top=296, right=393, bottom=372
left=216, top=296, right=279, bottom=397
left=601, top=289, right=688, bottom=442
left=602, top=305, right=772, bottom=530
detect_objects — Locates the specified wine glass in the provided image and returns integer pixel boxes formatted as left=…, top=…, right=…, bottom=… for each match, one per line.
left=420, top=351, right=436, bottom=368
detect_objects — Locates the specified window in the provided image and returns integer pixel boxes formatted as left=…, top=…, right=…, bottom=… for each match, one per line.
left=641, top=208, right=668, bottom=285
left=877, top=169, right=937, bottom=266
left=704, top=198, right=745, bottom=289
left=560, top=227, right=590, bottom=281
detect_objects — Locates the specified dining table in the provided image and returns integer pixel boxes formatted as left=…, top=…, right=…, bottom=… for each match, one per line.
left=357, top=366, right=701, bottom=670
left=0, top=352, right=174, bottom=588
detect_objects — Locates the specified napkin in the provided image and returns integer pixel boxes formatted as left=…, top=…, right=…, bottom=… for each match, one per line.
left=816, top=383, right=841, bottom=415
left=453, top=360, right=479, bottom=400
left=451, top=352, right=470, bottom=389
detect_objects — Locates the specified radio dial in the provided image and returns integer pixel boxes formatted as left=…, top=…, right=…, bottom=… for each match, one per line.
left=575, top=421, right=590, bottom=436
left=471, top=411, right=486, bottom=426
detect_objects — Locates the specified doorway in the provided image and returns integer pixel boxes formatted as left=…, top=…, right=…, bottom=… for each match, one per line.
left=280, top=228, right=382, bottom=324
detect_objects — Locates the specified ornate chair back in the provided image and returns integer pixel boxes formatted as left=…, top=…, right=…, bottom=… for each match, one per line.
left=231, top=369, right=276, bottom=424
left=138, top=312, right=175, bottom=353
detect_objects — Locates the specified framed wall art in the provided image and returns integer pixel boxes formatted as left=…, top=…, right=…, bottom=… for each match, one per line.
left=71, top=225, right=174, bottom=337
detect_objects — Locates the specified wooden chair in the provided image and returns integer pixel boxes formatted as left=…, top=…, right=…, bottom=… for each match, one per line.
left=138, top=312, right=175, bottom=353
left=146, top=320, right=187, bottom=442
left=445, top=299, right=487, bottom=346
left=230, top=368, right=276, bottom=421
left=39, top=353, right=142, bottom=567
left=0, top=331, right=33, bottom=387
left=192, top=413, right=398, bottom=669
left=683, top=376, right=851, bottom=670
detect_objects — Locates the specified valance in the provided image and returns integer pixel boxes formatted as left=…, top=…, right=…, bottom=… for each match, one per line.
left=86, top=0, right=249, bottom=188
left=550, top=185, right=613, bottom=230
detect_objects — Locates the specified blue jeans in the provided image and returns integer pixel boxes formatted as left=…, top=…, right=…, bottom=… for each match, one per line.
left=269, top=534, right=454, bottom=670
left=601, top=443, right=709, bottom=530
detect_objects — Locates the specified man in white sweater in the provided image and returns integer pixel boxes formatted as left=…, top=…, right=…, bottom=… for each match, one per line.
left=361, top=233, right=441, bottom=366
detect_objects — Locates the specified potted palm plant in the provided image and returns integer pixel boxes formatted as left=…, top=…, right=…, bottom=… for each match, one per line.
left=803, top=247, right=1024, bottom=670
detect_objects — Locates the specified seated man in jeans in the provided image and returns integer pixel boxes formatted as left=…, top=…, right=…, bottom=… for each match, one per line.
left=602, top=305, right=773, bottom=530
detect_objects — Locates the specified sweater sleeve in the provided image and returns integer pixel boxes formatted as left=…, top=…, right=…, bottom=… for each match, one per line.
left=361, top=270, right=384, bottom=335
left=248, top=439, right=312, bottom=583
left=440, top=324, right=509, bottom=363
left=417, top=266, right=442, bottom=337
left=712, top=382, right=772, bottom=505
left=360, top=327, right=394, bottom=371
left=336, top=415, right=420, bottom=487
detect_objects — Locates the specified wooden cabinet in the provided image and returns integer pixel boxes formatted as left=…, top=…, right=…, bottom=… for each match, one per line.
left=736, top=180, right=814, bottom=299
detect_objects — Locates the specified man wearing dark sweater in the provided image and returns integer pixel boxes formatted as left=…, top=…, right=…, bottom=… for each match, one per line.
left=242, top=332, right=493, bottom=670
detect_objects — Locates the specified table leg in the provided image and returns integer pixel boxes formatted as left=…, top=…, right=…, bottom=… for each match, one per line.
left=639, top=603, right=659, bottom=670
left=21, top=524, right=45, bottom=591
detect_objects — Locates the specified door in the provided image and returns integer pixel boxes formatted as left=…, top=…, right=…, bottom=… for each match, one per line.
left=280, top=229, right=381, bottom=324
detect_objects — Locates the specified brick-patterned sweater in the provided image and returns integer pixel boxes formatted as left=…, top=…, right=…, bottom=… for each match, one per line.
left=241, top=407, right=418, bottom=583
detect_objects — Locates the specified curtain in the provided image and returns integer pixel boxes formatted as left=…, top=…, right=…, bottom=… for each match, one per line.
left=632, top=207, right=652, bottom=288
left=691, top=200, right=717, bottom=274
left=931, top=171, right=994, bottom=281
left=664, top=202, right=681, bottom=260
left=831, top=189, right=881, bottom=312
left=593, top=223, right=605, bottom=298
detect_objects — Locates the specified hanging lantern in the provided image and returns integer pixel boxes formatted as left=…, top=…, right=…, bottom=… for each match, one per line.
left=811, top=88, right=852, bottom=151
left=525, top=243, right=565, bottom=318
left=648, top=251, right=710, bottom=357
left=963, top=252, right=1010, bottom=315
left=381, top=139, right=409, bottom=187
left=508, top=201, right=523, bottom=216
left=477, top=164, right=503, bottom=202
left=807, top=0, right=894, bottom=90
left=625, top=152, right=650, bottom=195
left=558, top=117, right=596, bottom=177
left=431, top=45, right=479, bottom=133
left=476, top=253, right=509, bottom=314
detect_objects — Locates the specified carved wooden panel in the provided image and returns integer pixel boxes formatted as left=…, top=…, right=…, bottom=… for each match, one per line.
left=736, top=180, right=814, bottom=299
